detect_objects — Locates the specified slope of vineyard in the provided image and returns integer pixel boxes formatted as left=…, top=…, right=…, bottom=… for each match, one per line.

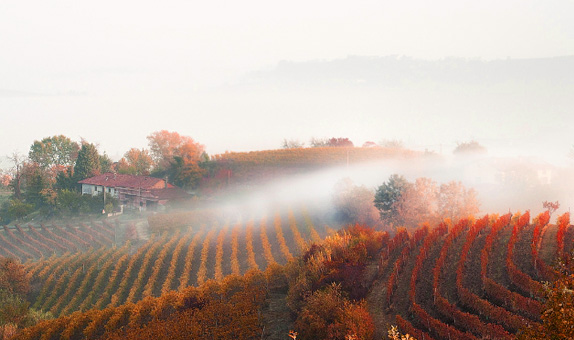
left=0, top=222, right=117, bottom=262
left=23, top=209, right=334, bottom=318
left=201, top=146, right=422, bottom=191
left=9, top=210, right=572, bottom=339
left=375, top=211, right=571, bottom=339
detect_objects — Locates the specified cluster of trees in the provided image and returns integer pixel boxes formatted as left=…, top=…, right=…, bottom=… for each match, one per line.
left=282, top=137, right=355, bottom=149
left=332, top=174, right=479, bottom=231
left=374, top=174, right=480, bottom=229
left=0, top=131, right=206, bottom=223
left=0, top=257, right=51, bottom=339
left=0, top=138, right=117, bottom=222
left=287, top=225, right=387, bottom=339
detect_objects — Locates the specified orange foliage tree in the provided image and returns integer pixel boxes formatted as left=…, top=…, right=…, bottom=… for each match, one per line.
left=518, top=255, right=574, bottom=339
left=146, top=130, right=206, bottom=189
left=116, top=148, right=153, bottom=175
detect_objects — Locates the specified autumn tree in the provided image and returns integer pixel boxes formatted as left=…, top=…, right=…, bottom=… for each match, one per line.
left=543, top=200, right=560, bottom=217
left=0, top=257, right=50, bottom=336
left=327, top=137, right=354, bottom=147
left=310, top=137, right=354, bottom=147
left=518, top=255, right=574, bottom=340
left=147, top=130, right=206, bottom=189
left=117, top=148, right=154, bottom=175
left=294, top=283, right=374, bottom=340
left=332, top=178, right=380, bottom=228
left=436, top=181, right=480, bottom=221
left=393, top=177, right=438, bottom=227
left=375, top=175, right=480, bottom=228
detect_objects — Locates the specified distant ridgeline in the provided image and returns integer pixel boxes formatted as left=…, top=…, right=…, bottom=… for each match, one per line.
left=201, top=146, right=422, bottom=190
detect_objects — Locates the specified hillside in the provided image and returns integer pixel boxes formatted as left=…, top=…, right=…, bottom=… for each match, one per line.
left=8, top=210, right=572, bottom=339
left=201, top=146, right=422, bottom=192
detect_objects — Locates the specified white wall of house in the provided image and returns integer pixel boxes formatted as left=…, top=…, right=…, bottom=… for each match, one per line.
left=81, top=184, right=118, bottom=197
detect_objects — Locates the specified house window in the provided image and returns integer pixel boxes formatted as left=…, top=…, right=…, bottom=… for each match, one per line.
left=108, top=188, right=112, bottom=193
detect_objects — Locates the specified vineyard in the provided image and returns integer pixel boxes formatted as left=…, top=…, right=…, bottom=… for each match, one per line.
left=376, top=211, right=572, bottom=339
left=0, top=222, right=116, bottom=261
left=3, top=209, right=573, bottom=339
left=13, top=208, right=333, bottom=319
left=201, top=146, right=422, bottom=191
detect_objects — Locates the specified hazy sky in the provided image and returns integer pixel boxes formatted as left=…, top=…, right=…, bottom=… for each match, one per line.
left=1, top=0, right=573, bottom=163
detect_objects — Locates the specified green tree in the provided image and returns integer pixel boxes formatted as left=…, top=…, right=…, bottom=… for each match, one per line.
left=22, top=166, right=48, bottom=208
left=54, top=167, right=76, bottom=191
left=100, top=153, right=113, bottom=173
left=0, top=199, right=33, bottom=222
left=374, top=174, right=411, bottom=227
left=28, top=135, right=79, bottom=169
left=74, top=143, right=101, bottom=181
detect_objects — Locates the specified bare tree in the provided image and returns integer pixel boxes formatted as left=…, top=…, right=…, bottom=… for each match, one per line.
left=282, top=139, right=305, bottom=149
left=7, top=152, right=25, bottom=200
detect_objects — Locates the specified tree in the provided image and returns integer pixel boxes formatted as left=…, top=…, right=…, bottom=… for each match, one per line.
left=453, top=140, right=487, bottom=155
left=543, top=200, right=560, bottom=217
left=6, top=153, right=25, bottom=200
left=99, top=153, right=113, bottom=173
left=0, top=199, right=33, bottom=222
left=327, top=138, right=354, bottom=147
left=310, top=137, right=354, bottom=148
left=0, top=257, right=50, bottom=334
left=310, top=137, right=329, bottom=148
left=74, top=143, right=101, bottom=181
left=22, top=165, right=49, bottom=208
left=436, top=181, right=480, bottom=221
left=374, top=174, right=411, bottom=227
left=282, top=139, right=305, bottom=149
left=379, top=139, right=405, bottom=149
left=375, top=175, right=480, bottom=229
left=332, top=178, right=380, bottom=228
left=393, top=177, right=438, bottom=227
left=147, top=130, right=205, bottom=189
left=518, top=256, right=574, bottom=339
left=147, top=130, right=204, bottom=171
left=294, top=283, right=374, bottom=340
left=117, top=148, right=153, bottom=175
left=28, top=135, right=79, bottom=169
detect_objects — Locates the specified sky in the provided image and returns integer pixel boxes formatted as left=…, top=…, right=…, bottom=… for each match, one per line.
left=1, top=0, right=573, bottom=165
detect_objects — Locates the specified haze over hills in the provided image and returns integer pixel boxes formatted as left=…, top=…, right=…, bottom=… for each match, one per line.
left=241, top=55, right=574, bottom=87
left=2, top=55, right=573, bottom=165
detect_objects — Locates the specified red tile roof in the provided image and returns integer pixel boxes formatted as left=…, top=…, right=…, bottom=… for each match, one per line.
left=78, top=173, right=173, bottom=189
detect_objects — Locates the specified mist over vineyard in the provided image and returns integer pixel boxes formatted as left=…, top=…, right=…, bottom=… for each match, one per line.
left=2, top=1, right=574, bottom=339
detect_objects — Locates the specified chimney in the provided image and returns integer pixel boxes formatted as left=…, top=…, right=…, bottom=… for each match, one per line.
left=164, top=176, right=168, bottom=189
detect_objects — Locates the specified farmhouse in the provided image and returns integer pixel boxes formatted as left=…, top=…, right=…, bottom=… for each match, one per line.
left=78, top=173, right=189, bottom=210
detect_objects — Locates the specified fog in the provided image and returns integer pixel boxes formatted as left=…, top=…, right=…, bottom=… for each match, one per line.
left=1, top=1, right=574, bottom=165
left=203, top=153, right=574, bottom=226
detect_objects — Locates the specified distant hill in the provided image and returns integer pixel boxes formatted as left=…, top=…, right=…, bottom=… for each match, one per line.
left=242, top=55, right=574, bottom=88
